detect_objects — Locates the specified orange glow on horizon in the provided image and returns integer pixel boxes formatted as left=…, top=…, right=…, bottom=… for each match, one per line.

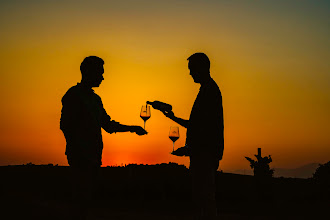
left=0, top=1, right=329, bottom=171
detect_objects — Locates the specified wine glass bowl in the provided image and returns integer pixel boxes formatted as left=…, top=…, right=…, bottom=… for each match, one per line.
left=140, top=105, right=151, bottom=130
left=169, top=126, right=179, bottom=153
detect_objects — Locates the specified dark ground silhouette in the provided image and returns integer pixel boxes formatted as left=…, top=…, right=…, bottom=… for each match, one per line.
left=1, top=163, right=329, bottom=220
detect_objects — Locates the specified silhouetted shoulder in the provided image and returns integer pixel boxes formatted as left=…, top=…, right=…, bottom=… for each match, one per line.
left=203, top=78, right=222, bottom=102
left=62, top=84, right=102, bottom=105
left=210, top=79, right=221, bottom=94
left=62, top=84, right=80, bottom=104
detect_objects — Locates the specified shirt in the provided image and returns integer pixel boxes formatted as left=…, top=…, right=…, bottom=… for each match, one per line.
left=186, top=78, right=224, bottom=160
left=60, top=83, right=119, bottom=164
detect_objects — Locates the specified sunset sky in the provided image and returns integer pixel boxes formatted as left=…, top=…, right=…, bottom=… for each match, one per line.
left=0, top=0, right=329, bottom=171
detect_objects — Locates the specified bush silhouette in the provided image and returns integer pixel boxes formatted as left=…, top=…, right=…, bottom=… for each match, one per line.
left=313, top=161, right=330, bottom=187
left=245, top=148, right=274, bottom=178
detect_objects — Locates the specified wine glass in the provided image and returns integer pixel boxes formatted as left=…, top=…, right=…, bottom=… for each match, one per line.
left=140, top=105, right=151, bottom=130
left=169, top=126, right=179, bottom=153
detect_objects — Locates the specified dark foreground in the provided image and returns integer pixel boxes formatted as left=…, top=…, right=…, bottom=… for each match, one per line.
left=1, top=164, right=329, bottom=219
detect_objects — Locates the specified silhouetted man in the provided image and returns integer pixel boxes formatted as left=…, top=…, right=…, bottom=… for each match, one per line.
left=159, top=53, right=224, bottom=220
left=60, top=56, right=147, bottom=219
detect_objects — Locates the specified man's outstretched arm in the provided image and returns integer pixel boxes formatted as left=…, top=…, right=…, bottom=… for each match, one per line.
left=99, top=99, right=147, bottom=135
left=162, top=110, right=189, bottom=128
left=103, top=121, right=147, bottom=135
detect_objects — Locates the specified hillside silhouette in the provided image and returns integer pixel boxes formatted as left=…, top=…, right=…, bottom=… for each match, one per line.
left=230, top=163, right=320, bottom=178
left=1, top=163, right=329, bottom=219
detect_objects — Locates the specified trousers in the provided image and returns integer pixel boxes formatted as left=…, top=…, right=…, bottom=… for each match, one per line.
left=190, top=154, right=219, bottom=219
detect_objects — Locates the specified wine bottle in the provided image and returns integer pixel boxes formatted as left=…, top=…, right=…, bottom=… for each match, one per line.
left=146, top=101, right=172, bottom=112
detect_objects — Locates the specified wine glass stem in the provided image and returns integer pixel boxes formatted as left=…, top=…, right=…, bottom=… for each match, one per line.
left=144, top=121, right=146, bottom=130
left=172, top=142, right=174, bottom=152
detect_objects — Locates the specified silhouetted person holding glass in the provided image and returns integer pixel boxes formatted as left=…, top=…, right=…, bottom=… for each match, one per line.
left=156, top=53, right=224, bottom=220
left=60, top=56, right=147, bottom=219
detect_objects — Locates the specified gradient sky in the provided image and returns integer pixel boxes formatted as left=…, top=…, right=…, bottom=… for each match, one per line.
left=0, top=0, right=329, bottom=171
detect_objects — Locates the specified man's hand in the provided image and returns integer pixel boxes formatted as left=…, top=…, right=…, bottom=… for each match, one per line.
left=130, top=126, right=148, bottom=135
left=171, top=146, right=190, bottom=157
left=162, top=110, right=175, bottom=119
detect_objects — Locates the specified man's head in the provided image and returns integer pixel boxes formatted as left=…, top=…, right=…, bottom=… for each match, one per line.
left=80, top=56, right=105, bottom=87
left=187, top=52, right=210, bottom=84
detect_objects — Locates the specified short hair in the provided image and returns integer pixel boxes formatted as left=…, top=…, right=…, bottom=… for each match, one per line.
left=80, top=56, right=104, bottom=75
left=187, top=52, right=210, bottom=71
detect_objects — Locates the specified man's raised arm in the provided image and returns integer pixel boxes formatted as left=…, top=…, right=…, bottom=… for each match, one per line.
left=162, top=110, right=189, bottom=128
